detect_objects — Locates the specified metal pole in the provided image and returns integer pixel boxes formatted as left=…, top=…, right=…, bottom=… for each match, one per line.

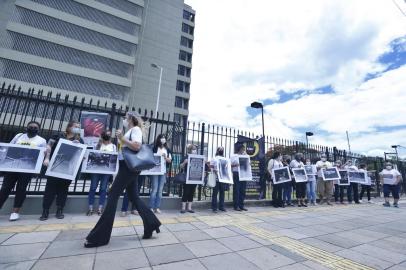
left=152, top=67, right=163, bottom=139
left=261, top=107, right=265, bottom=138
left=306, top=135, right=309, bottom=157
left=346, top=131, right=351, bottom=153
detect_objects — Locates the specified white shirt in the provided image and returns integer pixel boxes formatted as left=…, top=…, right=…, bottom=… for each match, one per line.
left=267, top=159, right=283, bottom=175
left=380, top=169, right=401, bottom=185
left=290, top=160, right=304, bottom=169
left=99, top=143, right=116, bottom=152
left=118, top=126, right=143, bottom=160
left=316, top=160, right=332, bottom=178
left=358, top=169, right=371, bottom=185
left=344, top=165, right=358, bottom=171
left=156, top=147, right=171, bottom=159
left=10, top=133, right=47, bottom=148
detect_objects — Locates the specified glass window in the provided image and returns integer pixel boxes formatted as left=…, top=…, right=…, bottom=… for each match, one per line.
left=177, top=65, right=185, bottom=76
left=183, top=10, right=195, bottom=22
left=185, top=67, right=191, bottom=78
left=182, top=23, right=194, bottom=35
left=179, top=51, right=187, bottom=61
left=176, top=80, right=183, bottom=91
left=180, top=37, right=193, bottom=49
left=175, top=96, right=183, bottom=108
left=183, top=99, right=189, bottom=110
left=185, top=82, right=190, bottom=93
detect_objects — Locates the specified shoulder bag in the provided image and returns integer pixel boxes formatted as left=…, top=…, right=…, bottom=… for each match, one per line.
left=122, top=129, right=155, bottom=172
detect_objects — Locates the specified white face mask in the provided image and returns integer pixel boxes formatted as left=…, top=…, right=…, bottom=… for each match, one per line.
left=160, top=138, right=166, bottom=144
left=386, top=166, right=392, bottom=170
left=71, top=127, right=81, bottom=134
left=122, top=119, right=129, bottom=129
left=306, top=162, right=311, bottom=165
left=321, top=158, right=327, bottom=162
left=277, top=156, right=283, bottom=161
left=191, top=150, right=198, bottom=154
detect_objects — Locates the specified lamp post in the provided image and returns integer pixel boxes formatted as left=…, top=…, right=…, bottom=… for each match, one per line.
left=250, top=101, right=264, bottom=138
left=392, top=145, right=399, bottom=162
left=151, top=63, right=163, bottom=139
left=305, top=131, right=313, bottom=157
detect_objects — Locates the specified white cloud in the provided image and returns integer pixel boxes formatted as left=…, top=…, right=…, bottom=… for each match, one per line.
left=185, top=0, right=406, bottom=157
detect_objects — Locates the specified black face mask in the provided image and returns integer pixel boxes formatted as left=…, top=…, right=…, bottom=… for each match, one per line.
left=26, top=126, right=39, bottom=138
left=218, top=150, right=224, bottom=156
left=102, top=135, right=111, bottom=141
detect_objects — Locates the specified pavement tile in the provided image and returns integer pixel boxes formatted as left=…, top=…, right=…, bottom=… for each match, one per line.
left=301, top=260, right=331, bottom=270
left=152, top=259, right=206, bottom=270
left=145, top=243, right=195, bottom=266
left=268, top=245, right=307, bottom=263
left=315, top=234, right=361, bottom=249
left=351, top=243, right=406, bottom=264
left=96, top=235, right=141, bottom=252
left=2, top=230, right=59, bottom=245
left=0, top=242, right=49, bottom=263
left=165, top=223, right=197, bottom=232
left=369, top=239, right=406, bottom=255
left=31, top=254, right=94, bottom=270
left=190, top=221, right=211, bottom=230
left=184, top=239, right=231, bottom=257
left=226, top=225, right=251, bottom=235
left=95, top=248, right=149, bottom=270
left=246, top=234, right=274, bottom=246
left=217, top=235, right=262, bottom=251
left=172, top=229, right=212, bottom=242
left=199, top=252, right=261, bottom=270
left=141, top=232, right=179, bottom=248
left=0, top=260, right=36, bottom=270
left=203, top=227, right=238, bottom=238
left=111, top=226, right=136, bottom=237
left=335, top=249, right=394, bottom=270
left=386, top=266, right=406, bottom=270
left=273, top=229, right=309, bottom=240
left=238, top=246, right=296, bottom=269
left=274, top=263, right=313, bottom=270
left=41, top=239, right=95, bottom=259
left=299, top=238, right=343, bottom=253
left=0, top=233, right=13, bottom=244
left=335, top=229, right=387, bottom=243
left=54, top=229, right=88, bottom=241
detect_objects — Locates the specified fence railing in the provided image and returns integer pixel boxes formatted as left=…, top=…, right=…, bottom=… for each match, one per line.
left=0, top=82, right=405, bottom=201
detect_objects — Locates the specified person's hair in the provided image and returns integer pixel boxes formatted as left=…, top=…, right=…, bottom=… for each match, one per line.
left=127, top=111, right=144, bottom=130
left=359, top=164, right=366, bottom=169
left=186, top=144, right=197, bottom=154
left=27, top=121, right=41, bottom=129
left=294, top=153, right=303, bottom=160
left=215, top=146, right=224, bottom=156
left=100, top=131, right=111, bottom=140
left=66, top=120, right=79, bottom=133
left=154, top=134, right=167, bottom=148
left=271, top=151, right=281, bottom=160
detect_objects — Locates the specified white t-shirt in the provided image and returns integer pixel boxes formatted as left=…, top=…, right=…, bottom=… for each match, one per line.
left=11, top=133, right=47, bottom=148
left=344, top=165, right=358, bottom=171
left=380, top=169, right=401, bottom=185
left=267, top=159, right=283, bottom=175
left=118, top=126, right=143, bottom=160
left=156, top=147, right=171, bottom=159
left=99, top=143, right=116, bottom=152
left=316, top=160, right=332, bottom=178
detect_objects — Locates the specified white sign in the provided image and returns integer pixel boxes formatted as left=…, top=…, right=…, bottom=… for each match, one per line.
left=338, top=170, right=350, bottom=186
left=81, top=149, right=119, bottom=175
left=292, top=168, right=308, bottom=183
left=236, top=155, right=253, bottom=181
left=216, top=157, right=233, bottom=184
left=0, top=143, right=45, bottom=174
left=348, top=171, right=368, bottom=184
left=186, top=154, right=205, bottom=185
left=140, top=154, right=165, bottom=175
left=272, top=166, right=292, bottom=184
left=321, top=167, right=340, bottom=181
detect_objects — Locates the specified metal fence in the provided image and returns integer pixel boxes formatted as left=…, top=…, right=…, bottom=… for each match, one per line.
left=0, top=82, right=405, bottom=201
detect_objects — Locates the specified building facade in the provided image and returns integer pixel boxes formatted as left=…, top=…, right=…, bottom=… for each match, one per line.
left=0, top=0, right=194, bottom=124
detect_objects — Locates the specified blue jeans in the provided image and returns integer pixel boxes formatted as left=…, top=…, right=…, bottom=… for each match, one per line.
left=88, top=174, right=110, bottom=208
left=283, top=182, right=292, bottom=203
left=212, top=182, right=226, bottom=210
left=307, top=181, right=316, bottom=203
left=232, top=172, right=246, bottom=209
left=149, top=174, right=166, bottom=209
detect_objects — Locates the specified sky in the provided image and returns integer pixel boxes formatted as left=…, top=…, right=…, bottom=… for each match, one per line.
left=184, top=0, right=406, bottom=158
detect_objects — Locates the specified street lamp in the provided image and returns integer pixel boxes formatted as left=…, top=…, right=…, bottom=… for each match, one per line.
left=305, top=132, right=313, bottom=157
left=151, top=63, right=163, bottom=139
left=250, top=101, right=264, bottom=138
left=392, top=145, right=399, bottom=162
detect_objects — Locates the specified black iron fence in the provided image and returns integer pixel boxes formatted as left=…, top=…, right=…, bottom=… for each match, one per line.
left=0, top=82, right=405, bottom=201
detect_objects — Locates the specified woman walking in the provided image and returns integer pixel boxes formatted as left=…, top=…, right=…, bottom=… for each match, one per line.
left=84, top=112, right=161, bottom=248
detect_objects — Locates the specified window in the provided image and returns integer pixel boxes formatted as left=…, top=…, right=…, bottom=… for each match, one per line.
left=183, top=10, right=195, bottom=22
left=179, top=50, right=192, bottom=63
left=185, top=82, right=190, bottom=93
left=182, top=23, right=194, bottom=35
left=175, top=96, right=183, bottom=108
left=177, top=65, right=185, bottom=76
left=183, top=99, right=189, bottom=110
left=180, top=37, right=193, bottom=49
left=185, top=67, right=191, bottom=78
left=176, top=80, right=184, bottom=91
left=174, top=113, right=182, bottom=124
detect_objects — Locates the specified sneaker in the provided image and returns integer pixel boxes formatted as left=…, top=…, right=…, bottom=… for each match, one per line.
left=212, top=209, right=218, bottom=213
left=219, top=208, right=227, bottom=212
left=180, top=210, right=186, bottom=214
left=393, top=203, right=399, bottom=208
left=86, top=210, right=94, bottom=216
left=240, top=207, right=248, bottom=211
left=383, top=202, right=390, bottom=207
left=120, top=211, right=128, bottom=217
left=187, top=210, right=195, bottom=213
left=130, top=210, right=138, bottom=215
left=359, top=200, right=363, bottom=203
left=9, top=212, right=20, bottom=221
left=155, top=209, right=161, bottom=214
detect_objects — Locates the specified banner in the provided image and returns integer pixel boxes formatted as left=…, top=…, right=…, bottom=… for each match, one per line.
left=80, top=111, right=109, bottom=148
left=236, top=135, right=265, bottom=190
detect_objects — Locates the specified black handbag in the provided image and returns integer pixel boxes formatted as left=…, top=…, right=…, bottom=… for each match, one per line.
left=173, top=171, right=186, bottom=184
left=122, top=129, right=156, bottom=172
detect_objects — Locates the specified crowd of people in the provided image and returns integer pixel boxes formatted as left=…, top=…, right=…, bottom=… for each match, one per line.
left=0, top=114, right=403, bottom=247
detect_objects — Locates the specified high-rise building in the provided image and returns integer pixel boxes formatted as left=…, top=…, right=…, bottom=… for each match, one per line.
left=0, top=0, right=194, bottom=123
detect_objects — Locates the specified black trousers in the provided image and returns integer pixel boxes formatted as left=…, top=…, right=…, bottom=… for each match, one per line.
left=296, top=182, right=307, bottom=199
left=0, top=172, right=32, bottom=209
left=211, top=182, right=226, bottom=210
left=182, top=184, right=196, bottom=202
left=359, top=185, right=371, bottom=201
left=272, top=183, right=283, bottom=207
left=347, top=183, right=359, bottom=203
left=232, top=172, right=247, bottom=209
left=42, top=177, right=71, bottom=210
left=86, top=161, right=161, bottom=246
left=334, top=184, right=345, bottom=202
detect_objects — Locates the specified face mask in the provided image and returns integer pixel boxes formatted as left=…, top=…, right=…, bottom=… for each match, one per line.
left=278, top=156, right=283, bottom=161
left=191, top=150, right=198, bottom=154
left=102, top=135, right=111, bottom=141
left=71, top=127, right=81, bottom=134
left=122, top=119, right=129, bottom=129
left=160, top=138, right=166, bottom=144
left=306, top=162, right=311, bottom=165
left=386, top=166, right=392, bottom=170
left=321, top=158, right=327, bottom=162
left=26, top=126, right=39, bottom=138
left=218, top=150, right=224, bottom=156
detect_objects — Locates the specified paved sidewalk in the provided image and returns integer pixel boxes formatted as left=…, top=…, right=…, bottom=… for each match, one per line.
left=1, top=200, right=406, bottom=270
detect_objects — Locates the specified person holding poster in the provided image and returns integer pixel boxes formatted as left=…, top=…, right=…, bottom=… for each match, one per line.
left=359, top=164, right=372, bottom=203
left=345, top=160, right=360, bottom=204
left=380, top=162, right=402, bottom=208
left=210, top=147, right=227, bottom=213
left=333, top=160, right=346, bottom=204
left=86, top=131, right=116, bottom=216
left=149, top=134, right=172, bottom=214
left=0, top=121, right=47, bottom=221
left=316, top=154, right=333, bottom=205
left=267, top=151, right=284, bottom=208
left=85, top=111, right=161, bottom=248
left=179, top=144, right=198, bottom=213
left=305, top=159, right=317, bottom=206
left=39, top=121, right=84, bottom=221
left=282, top=155, right=293, bottom=206
left=231, top=143, right=248, bottom=211
left=290, top=153, right=307, bottom=207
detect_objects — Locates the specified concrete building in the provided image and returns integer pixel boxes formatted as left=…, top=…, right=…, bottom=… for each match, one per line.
left=0, top=0, right=195, bottom=124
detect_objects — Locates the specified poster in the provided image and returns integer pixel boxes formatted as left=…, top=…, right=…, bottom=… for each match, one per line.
left=321, top=167, right=340, bottom=181
left=0, top=143, right=45, bottom=174
left=338, top=170, right=350, bottom=186
left=216, top=157, right=233, bottom=184
left=304, top=165, right=317, bottom=175
left=140, top=154, right=165, bottom=175
left=292, top=168, right=308, bottom=182
left=46, top=139, right=87, bottom=180
left=186, top=154, right=205, bottom=184
left=80, top=111, right=109, bottom=147
left=272, top=166, right=291, bottom=184
left=81, top=149, right=119, bottom=175
left=348, top=171, right=368, bottom=184
left=237, top=155, right=253, bottom=181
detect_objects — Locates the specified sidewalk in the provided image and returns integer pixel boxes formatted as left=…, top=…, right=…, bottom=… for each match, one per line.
left=1, top=200, right=406, bottom=270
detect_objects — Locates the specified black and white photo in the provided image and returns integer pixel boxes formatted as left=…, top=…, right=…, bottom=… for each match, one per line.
left=81, top=149, right=119, bottom=175
left=321, top=167, right=340, bottom=181
left=217, top=157, right=233, bottom=184
left=304, top=165, right=317, bottom=175
left=272, top=166, right=291, bottom=184
left=186, top=154, right=205, bottom=184
left=140, top=154, right=165, bottom=175
left=338, top=170, right=350, bottom=185
left=0, top=143, right=45, bottom=174
left=292, top=168, right=308, bottom=182
left=46, top=139, right=87, bottom=180
left=348, top=171, right=368, bottom=184
left=237, top=155, right=253, bottom=181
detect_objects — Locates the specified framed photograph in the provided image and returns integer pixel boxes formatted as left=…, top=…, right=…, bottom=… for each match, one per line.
left=0, top=143, right=45, bottom=174
left=81, top=150, right=119, bottom=175
left=348, top=171, right=368, bottom=184
left=217, top=157, right=233, bottom=184
left=304, top=165, right=317, bottom=175
left=272, top=167, right=291, bottom=184
left=237, top=155, right=253, bottom=181
left=186, top=154, right=205, bottom=185
left=321, top=167, right=340, bottom=181
left=45, top=139, right=87, bottom=180
left=292, top=168, right=308, bottom=182
left=140, top=154, right=165, bottom=175
left=338, top=170, right=350, bottom=186
left=80, top=111, right=108, bottom=147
